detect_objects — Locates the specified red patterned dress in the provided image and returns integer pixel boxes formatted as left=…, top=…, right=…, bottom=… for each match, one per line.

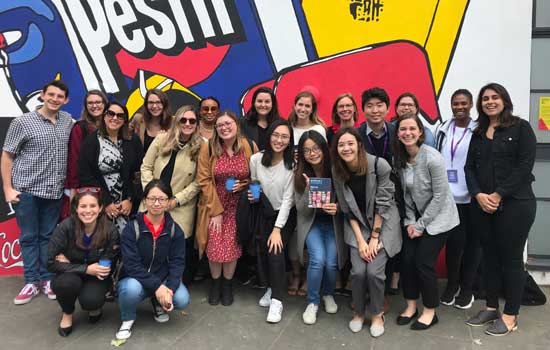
left=206, top=149, right=249, bottom=262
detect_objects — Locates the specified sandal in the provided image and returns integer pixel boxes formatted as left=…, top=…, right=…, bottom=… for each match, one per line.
left=297, top=280, right=307, bottom=296
left=288, top=276, right=300, bottom=296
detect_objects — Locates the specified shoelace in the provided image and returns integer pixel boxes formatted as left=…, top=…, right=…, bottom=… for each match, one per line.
left=21, top=284, right=37, bottom=295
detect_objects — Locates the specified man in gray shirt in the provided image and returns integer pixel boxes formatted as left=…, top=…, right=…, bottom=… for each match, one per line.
left=1, top=80, right=73, bottom=305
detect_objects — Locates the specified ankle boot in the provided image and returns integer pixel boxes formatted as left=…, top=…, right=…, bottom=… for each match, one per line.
left=208, top=277, right=221, bottom=305
left=221, top=277, right=234, bottom=306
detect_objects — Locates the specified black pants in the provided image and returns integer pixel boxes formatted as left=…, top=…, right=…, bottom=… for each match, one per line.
left=471, top=198, right=536, bottom=315
left=182, top=236, right=199, bottom=285
left=401, top=230, right=448, bottom=308
left=51, top=272, right=110, bottom=314
left=444, top=203, right=482, bottom=294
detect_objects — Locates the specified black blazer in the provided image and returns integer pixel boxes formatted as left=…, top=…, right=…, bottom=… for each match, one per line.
left=78, top=130, right=144, bottom=206
left=465, top=119, right=536, bottom=200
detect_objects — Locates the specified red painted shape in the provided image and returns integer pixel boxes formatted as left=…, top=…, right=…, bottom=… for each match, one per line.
left=0, top=218, right=23, bottom=276
left=241, top=80, right=276, bottom=115
left=539, top=118, right=549, bottom=131
left=0, top=32, right=6, bottom=49
left=116, top=44, right=230, bottom=85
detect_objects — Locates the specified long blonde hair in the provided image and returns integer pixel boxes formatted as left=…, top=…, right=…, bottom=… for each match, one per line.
left=210, top=110, right=245, bottom=157
left=160, top=105, right=202, bottom=161
left=287, top=91, right=327, bottom=128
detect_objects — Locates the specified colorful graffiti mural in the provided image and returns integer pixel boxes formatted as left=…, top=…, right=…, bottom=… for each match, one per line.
left=0, top=0, right=533, bottom=275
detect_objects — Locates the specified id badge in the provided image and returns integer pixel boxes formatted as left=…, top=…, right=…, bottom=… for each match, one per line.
left=447, top=169, right=458, bottom=183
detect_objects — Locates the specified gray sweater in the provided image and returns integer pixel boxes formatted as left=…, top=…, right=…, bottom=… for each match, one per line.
left=399, top=144, right=459, bottom=235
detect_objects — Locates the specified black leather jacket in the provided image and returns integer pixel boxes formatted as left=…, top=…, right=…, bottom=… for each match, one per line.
left=465, top=119, right=536, bottom=200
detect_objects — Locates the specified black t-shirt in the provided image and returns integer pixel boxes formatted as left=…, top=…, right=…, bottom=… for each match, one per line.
left=143, top=132, right=155, bottom=154
left=257, top=125, right=268, bottom=151
left=346, top=173, right=367, bottom=222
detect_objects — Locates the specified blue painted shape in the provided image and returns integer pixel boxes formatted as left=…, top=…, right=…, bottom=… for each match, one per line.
left=9, top=24, right=44, bottom=64
left=0, top=0, right=54, bottom=21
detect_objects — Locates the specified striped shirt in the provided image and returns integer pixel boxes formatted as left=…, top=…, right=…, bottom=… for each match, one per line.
left=3, top=110, right=73, bottom=199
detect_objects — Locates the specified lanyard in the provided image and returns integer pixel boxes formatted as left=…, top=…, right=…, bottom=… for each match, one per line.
left=367, top=131, right=389, bottom=158
left=450, top=120, right=468, bottom=167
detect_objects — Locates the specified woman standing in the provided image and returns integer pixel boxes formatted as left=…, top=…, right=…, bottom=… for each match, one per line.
left=249, top=119, right=295, bottom=323
left=393, top=92, right=436, bottom=148
left=332, top=128, right=401, bottom=337
left=78, top=101, right=144, bottom=233
left=294, top=130, right=339, bottom=325
left=48, top=188, right=118, bottom=337
left=465, top=83, right=536, bottom=336
left=116, top=180, right=190, bottom=340
left=198, top=96, right=220, bottom=141
left=326, top=93, right=360, bottom=145
left=196, top=110, right=258, bottom=306
left=141, top=105, right=203, bottom=284
left=130, top=89, right=173, bottom=153
left=435, top=89, right=481, bottom=309
left=240, top=87, right=283, bottom=151
left=393, top=113, right=459, bottom=330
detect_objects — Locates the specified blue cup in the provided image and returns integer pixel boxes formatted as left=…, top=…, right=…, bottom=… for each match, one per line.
left=249, top=181, right=261, bottom=202
left=98, top=259, right=111, bottom=268
left=225, top=176, right=236, bottom=192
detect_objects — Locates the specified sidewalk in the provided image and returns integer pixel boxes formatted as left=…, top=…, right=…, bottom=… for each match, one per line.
left=1, top=275, right=548, bottom=350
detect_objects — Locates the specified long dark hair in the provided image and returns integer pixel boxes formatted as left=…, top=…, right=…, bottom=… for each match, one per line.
left=392, top=112, right=426, bottom=169
left=331, top=128, right=368, bottom=182
left=71, top=190, right=111, bottom=250
left=474, top=83, right=520, bottom=134
left=99, top=101, right=132, bottom=140
left=143, top=89, right=173, bottom=130
left=261, top=119, right=294, bottom=170
left=245, top=86, right=281, bottom=124
left=81, top=89, right=108, bottom=126
left=294, top=130, right=331, bottom=194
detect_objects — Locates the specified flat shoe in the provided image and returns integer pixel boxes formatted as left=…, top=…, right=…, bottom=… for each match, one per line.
left=411, top=314, right=438, bottom=331
left=466, top=309, right=500, bottom=327
left=58, top=325, right=72, bottom=337
left=349, top=318, right=364, bottom=333
left=485, top=318, right=517, bottom=336
left=370, top=315, right=385, bottom=338
left=396, top=309, right=418, bottom=325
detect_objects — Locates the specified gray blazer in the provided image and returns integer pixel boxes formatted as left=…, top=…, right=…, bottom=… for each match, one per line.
left=333, top=154, right=402, bottom=258
left=399, top=144, right=459, bottom=235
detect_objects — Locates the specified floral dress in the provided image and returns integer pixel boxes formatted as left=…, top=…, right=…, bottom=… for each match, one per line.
left=206, top=149, right=249, bottom=262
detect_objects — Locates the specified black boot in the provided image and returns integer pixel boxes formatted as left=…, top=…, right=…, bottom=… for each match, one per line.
left=208, top=277, right=221, bottom=305
left=221, top=277, right=234, bottom=306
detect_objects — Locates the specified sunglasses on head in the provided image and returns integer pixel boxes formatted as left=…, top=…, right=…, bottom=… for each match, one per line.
left=178, top=117, right=197, bottom=125
left=76, top=187, right=101, bottom=194
left=105, top=110, right=126, bottom=120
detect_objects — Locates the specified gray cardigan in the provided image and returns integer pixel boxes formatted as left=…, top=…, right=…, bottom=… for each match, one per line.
left=333, top=154, right=402, bottom=258
left=399, top=144, right=459, bottom=235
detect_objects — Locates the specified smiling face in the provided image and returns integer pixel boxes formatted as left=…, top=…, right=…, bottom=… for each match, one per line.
left=336, top=97, right=356, bottom=123
left=254, top=92, right=273, bottom=117
left=397, top=118, right=423, bottom=148
left=76, top=194, right=101, bottom=226
left=86, top=94, right=105, bottom=119
left=200, top=99, right=219, bottom=124
left=270, top=125, right=291, bottom=154
left=146, top=93, right=164, bottom=118
left=481, top=88, right=504, bottom=118
left=104, top=104, right=126, bottom=133
left=451, top=94, right=473, bottom=121
left=215, top=115, right=237, bottom=141
left=396, top=96, right=418, bottom=117
left=294, top=96, right=313, bottom=121
left=179, top=110, right=198, bottom=139
left=40, top=85, right=68, bottom=114
left=363, top=97, right=388, bottom=125
left=144, top=187, right=169, bottom=216
left=303, top=138, right=323, bottom=166
left=337, top=132, right=359, bottom=166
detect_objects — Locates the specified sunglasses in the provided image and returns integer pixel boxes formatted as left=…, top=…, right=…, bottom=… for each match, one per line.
left=76, top=187, right=101, bottom=194
left=201, top=106, right=219, bottom=113
left=105, top=110, right=126, bottom=120
left=178, top=117, right=197, bottom=125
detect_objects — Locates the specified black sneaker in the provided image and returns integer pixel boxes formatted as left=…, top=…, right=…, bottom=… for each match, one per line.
left=454, top=292, right=474, bottom=310
left=440, top=286, right=459, bottom=306
left=151, top=298, right=169, bottom=323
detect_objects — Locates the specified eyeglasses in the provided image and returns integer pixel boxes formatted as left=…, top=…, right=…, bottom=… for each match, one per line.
left=215, top=121, right=235, bottom=130
left=303, top=145, right=321, bottom=155
left=147, top=101, right=163, bottom=106
left=337, top=103, right=354, bottom=109
left=145, top=197, right=169, bottom=204
left=105, top=110, right=126, bottom=120
left=271, top=133, right=290, bottom=141
left=179, top=117, right=197, bottom=125
left=87, top=101, right=104, bottom=106
left=201, top=106, right=219, bottom=113
left=76, top=187, right=101, bottom=194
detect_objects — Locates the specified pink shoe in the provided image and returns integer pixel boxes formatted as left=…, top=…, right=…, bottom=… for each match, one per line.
left=14, top=283, right=39, bottom=305
left=41, top=281, right=56, bottom=300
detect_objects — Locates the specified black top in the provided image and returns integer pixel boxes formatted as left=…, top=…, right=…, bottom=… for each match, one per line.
left=160, top=149, right=178, bottom=189
left=346, top=173, right=367, bottom=221
left=257, top=125, right=268, bottom=151
left=143, top=132, right=154, bottom=154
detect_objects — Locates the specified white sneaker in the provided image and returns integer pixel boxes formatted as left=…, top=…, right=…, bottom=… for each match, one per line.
left=266, top=298, right=283, bottom=323
left=302, top=303, right=319, bottom=325
left=259, top=288, right=272, bottom=308
left=322, top=295, right=338, bottom=314
left=116, top=320, right=135, bottom=340
left=41, top=280, right=56, bottom=300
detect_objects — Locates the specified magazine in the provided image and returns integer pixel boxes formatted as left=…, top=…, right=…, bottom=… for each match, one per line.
left=308, top=177, right=332, bottom=208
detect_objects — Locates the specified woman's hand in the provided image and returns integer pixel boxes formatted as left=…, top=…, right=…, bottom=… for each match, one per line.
left=86, top=263, right=111, bottom=280
left=168, top=198, right=178, bottom=211
left=475, top=193, right=499, bottom=213
left=358, top=239, right=369, bottom=261
left=302, top=173, right=310, bottom=187
left=366, top=237, right=379, bottom=262
left=232, top=180, right=248, bottom=193
left=209, top=214, right=222, bottom=232
left=56, top=253, right=70, bottom=263
left=119, top=199, right=132, bottom=216
left=321, top=203, right=337, bottom=216
left=407, top=225, right=423, bottom=239
left=247, top=190, right=255, bottom=203
left=155, top=285, right=174, bottom=311
left=267, top=228, right=283, bottom=255
left=105, top=203, right=119, bottom=219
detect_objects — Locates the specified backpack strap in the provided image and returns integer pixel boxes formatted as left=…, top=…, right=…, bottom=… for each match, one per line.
left=133, top=220, right=140, bottom=241
left=170, top=222, right=175, bottom=239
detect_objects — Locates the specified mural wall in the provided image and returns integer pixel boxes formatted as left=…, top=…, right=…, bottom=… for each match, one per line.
left=0, top=0, right=533, bottom=275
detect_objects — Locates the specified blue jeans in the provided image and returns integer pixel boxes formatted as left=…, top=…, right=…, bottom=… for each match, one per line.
left=117, top=278, right=190, bottom=321
left=14, top=192, right=61, bottom=283
left=305, top=217, right=337, bottom=305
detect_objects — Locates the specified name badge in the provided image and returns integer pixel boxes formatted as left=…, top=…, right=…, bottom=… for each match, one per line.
left=447, top=169, right=458, bottom=183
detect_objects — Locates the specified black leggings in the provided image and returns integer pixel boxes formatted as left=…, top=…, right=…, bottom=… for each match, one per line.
left=471, top=198, right=536, bottom=315
left=401, top=230, right=448, bottom=308
left=444, top=203, right=482, bottom=294
left=51, top=272, right=110, bottom=314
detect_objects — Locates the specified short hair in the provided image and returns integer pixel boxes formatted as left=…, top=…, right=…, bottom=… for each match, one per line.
left=451, top=89, right=473, bottom=103
left=361, top=87, right=389, bottom=110
left=42, top=80, right=69, bottom=98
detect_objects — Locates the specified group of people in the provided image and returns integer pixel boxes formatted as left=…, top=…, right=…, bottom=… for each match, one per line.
left=1, top=80, right=536, bottom=341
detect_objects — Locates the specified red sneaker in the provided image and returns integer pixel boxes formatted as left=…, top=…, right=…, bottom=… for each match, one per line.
left=13, top=283, right=39, bottom=305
